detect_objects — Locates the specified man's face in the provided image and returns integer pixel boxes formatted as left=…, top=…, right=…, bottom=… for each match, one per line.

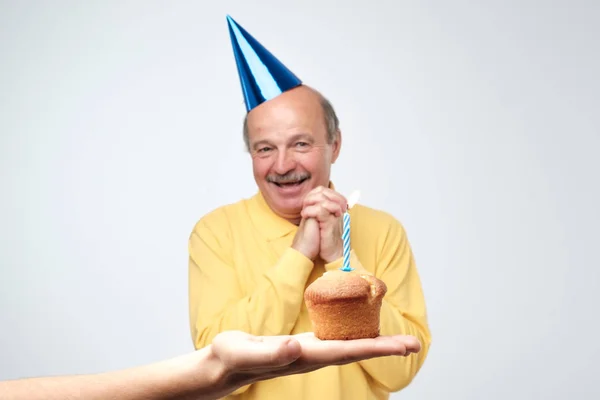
left=246, top=86, right=341, bottom=223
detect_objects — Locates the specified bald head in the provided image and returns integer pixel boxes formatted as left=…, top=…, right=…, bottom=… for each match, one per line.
left=242, top=85, right=339, bottom=151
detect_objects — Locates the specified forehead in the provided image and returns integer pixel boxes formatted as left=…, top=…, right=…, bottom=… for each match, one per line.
left=246, top=87, right=325, bottom=138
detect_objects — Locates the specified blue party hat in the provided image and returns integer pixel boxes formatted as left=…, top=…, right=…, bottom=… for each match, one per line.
left=226, top=15, right=302, bottom=112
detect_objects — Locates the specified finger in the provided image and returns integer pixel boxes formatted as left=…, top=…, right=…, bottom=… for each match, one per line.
left=260, top=332, right=314, bottom=341
left=295, top=334, right=421, bottom=366
left=301, top=202, right=343, bottom=219
left=303, top=189, right=347, bottom=212
left=221, top=336, right=302, bottom=371
left=304, top=186, right=326, bottom=200
left=301, top=205, right=328, bottom=221
left=320, top=189, right=348, bottom=211
left=246, top=335, right=421, bottom=383
left=400, top=336, right=421, bottom=354
left=302, top=191, right=328, bottom=208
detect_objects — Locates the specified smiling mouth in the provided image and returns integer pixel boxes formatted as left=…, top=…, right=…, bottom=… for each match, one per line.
left=272, top=177, right=308, bottom=188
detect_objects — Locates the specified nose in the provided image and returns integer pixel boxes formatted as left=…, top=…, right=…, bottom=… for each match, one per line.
left=273, top=149, right=296, bottom=174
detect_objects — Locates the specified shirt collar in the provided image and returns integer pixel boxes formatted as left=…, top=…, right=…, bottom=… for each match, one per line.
left=247, top=181, right=336, bottom=241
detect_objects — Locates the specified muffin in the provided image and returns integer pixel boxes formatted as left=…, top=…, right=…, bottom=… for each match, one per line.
left=304, top=269, right=387, bottom=340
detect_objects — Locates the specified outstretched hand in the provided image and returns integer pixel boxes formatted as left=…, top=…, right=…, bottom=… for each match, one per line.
left=210, top=331, right=421, bottom=392
left=0, top=330, right=421, bottom=400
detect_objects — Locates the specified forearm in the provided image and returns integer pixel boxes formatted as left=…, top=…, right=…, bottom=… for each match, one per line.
left=191, top=248, right=314, bottom=349
left=358, top=300, right=431, bottom=392
left=0, top=347, right=228, bottom=400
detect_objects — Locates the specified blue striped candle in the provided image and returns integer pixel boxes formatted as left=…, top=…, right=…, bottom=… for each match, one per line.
left=340, top=211, right=353, bottom=271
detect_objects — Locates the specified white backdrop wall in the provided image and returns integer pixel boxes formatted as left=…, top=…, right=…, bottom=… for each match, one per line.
left=1, top=1, right=599, bottom=399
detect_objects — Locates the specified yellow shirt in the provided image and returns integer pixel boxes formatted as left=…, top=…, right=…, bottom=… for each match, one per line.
left=188, top=187, right=431, bottom=400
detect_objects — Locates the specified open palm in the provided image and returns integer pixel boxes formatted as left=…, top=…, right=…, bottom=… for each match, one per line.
left=211, top=331, right=421, bottom=389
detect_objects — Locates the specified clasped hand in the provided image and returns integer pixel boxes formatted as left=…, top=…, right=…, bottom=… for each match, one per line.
left=292, top=186, right=347, bottom=263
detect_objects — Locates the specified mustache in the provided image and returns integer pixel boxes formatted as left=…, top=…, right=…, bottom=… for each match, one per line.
left=266, top=171, right=311, bottom=184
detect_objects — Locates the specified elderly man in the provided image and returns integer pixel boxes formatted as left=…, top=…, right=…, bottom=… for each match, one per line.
left=188, top=15, right=431, bottom=400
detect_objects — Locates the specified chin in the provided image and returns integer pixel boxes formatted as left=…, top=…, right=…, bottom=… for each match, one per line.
left=273, top=197, right=303, bottom=215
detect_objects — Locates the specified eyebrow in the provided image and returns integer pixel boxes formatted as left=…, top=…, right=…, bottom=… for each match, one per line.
left=252, top=139, right=271, bottom=150
left=289, top=133, right=314, bottom=143
left=251, top=133, right=314, bottom=150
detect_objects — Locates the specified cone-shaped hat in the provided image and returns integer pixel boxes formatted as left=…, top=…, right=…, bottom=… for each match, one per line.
left=226, top=15, right=302, bottom=112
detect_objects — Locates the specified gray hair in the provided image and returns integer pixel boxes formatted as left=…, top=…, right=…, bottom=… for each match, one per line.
left=242, top=89, right=340, bottom=151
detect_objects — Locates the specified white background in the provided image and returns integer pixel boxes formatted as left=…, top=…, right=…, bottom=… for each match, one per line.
left=1, top=1, right=599, bottom=399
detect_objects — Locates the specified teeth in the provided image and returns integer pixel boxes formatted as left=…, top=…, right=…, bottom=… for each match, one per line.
left=273, top=178, right=306, bottom=187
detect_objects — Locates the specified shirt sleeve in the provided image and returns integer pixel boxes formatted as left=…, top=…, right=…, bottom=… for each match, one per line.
left=324, top=219, right=432, bottom=393
left=188, top=217, right=315, bottom=348
left=188, top=217, right=315, bottom=396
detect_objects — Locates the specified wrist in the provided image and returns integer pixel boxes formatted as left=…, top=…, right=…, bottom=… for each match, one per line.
left=321, top=247, right=343, bottom=264
left=173, top=345, right=229, bottom=400
left=291, top=242, right=317, bottom=260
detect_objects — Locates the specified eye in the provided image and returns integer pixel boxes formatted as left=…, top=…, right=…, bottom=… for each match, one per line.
left=257, top=147, right=272, bottom=153
left=295, top=142, right=309, bottom=147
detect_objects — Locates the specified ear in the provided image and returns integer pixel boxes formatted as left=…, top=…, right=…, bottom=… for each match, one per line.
left=331, top=129, right=342, bottom=163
